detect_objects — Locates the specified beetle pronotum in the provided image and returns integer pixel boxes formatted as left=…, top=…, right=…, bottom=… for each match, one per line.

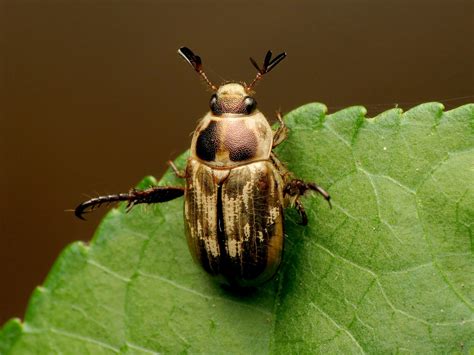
left=75, top=47, right=331, bottom=287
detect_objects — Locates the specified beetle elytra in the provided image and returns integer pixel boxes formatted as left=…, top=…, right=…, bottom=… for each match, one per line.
left=75, top=47, right=331, bottom=287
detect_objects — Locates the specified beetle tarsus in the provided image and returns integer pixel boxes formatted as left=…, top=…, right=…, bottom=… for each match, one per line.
left=285, top=179, right=331, bottom=205
left=75, top=193, right=129, bottom=220
left=75, top=186, right=185, bottom=220
left=294, top=199, right=308, bottom=226
left=284, top=179, right=331, bottom=224
left=307, top=182, right=332, bottom=209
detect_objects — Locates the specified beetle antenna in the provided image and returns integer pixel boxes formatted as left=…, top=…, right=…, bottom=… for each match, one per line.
left=247, top=50, right=287, bottom=91
left=178, top=47, right=217, bottom=91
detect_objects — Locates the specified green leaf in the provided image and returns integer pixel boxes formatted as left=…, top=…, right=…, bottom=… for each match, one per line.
left=1, top=103, right=473, bottom=354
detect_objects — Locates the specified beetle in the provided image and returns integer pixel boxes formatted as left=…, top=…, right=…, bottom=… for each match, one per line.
left=75, top=47, right=331, bottom=287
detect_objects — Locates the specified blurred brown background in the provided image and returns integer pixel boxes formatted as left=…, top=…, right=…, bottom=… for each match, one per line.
left=1, top=0, right=473, bottom=324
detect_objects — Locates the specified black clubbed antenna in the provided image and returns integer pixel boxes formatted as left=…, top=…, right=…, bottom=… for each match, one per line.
left=178, top=47, right=217, bottom=91
left=247, top=50, right=287, bottom=91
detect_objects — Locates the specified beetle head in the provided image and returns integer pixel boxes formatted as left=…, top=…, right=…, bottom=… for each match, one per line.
left=209, top=83, right=256, bottom=115
left=178, top=47, right=286, bottom=116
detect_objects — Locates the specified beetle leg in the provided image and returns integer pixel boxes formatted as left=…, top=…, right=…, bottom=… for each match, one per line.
left=75, top=186, right=185, bottom=220
left=272, top=111, right=288, bottom=148
left=284, top=179, right=331, bottom=207
left=294, top=199, right=308, bottom=226
left=270, top=152, right=290, bottom=179
left=168, top=160, right=186, bottom=179
left=284, top=179, right=331, bottom=224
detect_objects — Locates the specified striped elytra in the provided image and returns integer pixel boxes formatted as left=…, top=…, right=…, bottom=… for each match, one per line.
left=184, top=158, right=284, bottom=287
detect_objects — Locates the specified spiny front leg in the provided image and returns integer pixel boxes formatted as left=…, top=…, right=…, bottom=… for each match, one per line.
left=272, top=111, right=288, bottom=148
left=75, top=186, right=184, bottom=220
left=284, top=179, right=331, bottom=225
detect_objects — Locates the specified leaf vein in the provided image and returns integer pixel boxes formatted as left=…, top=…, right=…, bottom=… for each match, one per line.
left=49, top=327, right=120, bottom=353
left=126, top=341, right=160, bottom=354
left=87, top=260, right=131, bottom=283
left=309, top=302, right=366, bottom=354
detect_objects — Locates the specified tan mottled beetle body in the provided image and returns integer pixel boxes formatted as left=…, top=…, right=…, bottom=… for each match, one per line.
left=75, top=48, right=331, bottom=288
left=185, top=89, right=285, bottom=286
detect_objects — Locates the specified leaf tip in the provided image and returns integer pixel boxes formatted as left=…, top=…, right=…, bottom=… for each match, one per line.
left=284, top=102, right=327, bottom=128
left=0, top=318, right=23, bottom=353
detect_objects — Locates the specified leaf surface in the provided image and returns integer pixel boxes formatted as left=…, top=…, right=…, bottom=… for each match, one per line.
left=1, top=103, right=473, bottom=354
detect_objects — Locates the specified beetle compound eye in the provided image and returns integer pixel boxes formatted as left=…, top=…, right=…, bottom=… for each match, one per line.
left=244, top=97, right=257, bottom=114
left=210, top=94, right=222, bottom=115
